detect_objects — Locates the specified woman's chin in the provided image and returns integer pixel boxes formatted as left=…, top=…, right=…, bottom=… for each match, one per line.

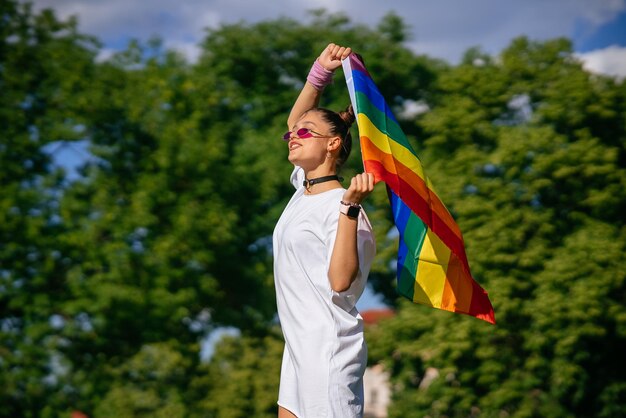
left=287, top=152, right=302, bottom=165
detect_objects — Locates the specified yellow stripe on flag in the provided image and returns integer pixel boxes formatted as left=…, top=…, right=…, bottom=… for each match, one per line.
left=357, top=114, right=427, bottom=181
left=414, top=228, right=452, bottom=307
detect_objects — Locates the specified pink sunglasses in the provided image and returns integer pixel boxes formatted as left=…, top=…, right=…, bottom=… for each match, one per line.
left=282, top=128, right=332, bottom=141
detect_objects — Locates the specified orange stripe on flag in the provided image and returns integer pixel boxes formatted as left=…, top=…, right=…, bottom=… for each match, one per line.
left=440, top=253, right=473, bottom=313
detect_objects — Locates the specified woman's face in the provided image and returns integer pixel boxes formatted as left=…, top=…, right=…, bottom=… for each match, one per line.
left=286, top=111, right=336, bottom=169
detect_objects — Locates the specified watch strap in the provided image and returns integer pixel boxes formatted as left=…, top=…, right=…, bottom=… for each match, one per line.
left=340, top=201, right=361, bottom=219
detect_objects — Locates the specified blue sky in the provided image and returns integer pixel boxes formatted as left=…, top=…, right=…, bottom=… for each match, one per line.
left=575, top=9, right=626, bottom=51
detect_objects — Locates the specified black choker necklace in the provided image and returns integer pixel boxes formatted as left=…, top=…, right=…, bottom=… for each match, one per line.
left=303, top=175, right=342, bottom=189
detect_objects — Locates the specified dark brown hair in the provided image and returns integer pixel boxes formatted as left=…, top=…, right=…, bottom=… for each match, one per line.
left=313, top=105, right=355, bottom=170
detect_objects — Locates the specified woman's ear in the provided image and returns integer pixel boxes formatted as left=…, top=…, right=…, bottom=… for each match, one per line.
left=327, top=136, right=342, bottom=152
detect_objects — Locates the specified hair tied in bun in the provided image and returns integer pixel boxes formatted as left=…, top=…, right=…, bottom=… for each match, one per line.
left=339, top=104, right=356, bottom=129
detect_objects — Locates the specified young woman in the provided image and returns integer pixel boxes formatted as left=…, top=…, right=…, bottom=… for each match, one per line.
left=272, top=43, right=376, bottom=418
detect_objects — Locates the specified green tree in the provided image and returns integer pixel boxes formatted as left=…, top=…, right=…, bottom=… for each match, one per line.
left=187, top=330, right=283, bottom=418
left=93, top=342, right=191, bottom=418
left=0, top=1, right=98, bottom=416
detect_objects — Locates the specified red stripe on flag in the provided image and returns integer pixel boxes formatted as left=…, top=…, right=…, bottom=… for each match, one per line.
left=469, top=279, right=496, bottom=324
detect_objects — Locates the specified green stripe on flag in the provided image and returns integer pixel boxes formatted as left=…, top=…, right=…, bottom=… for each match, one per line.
left=397, top=211, right=428, bottom=300
left=355, top=90, right=416, bottom=155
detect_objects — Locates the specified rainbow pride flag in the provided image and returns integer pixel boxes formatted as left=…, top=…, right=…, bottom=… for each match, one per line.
left=343, top=54, right=495, bottom=324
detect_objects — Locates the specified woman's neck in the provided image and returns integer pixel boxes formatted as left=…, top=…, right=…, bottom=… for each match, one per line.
left=303, top=168, right=341, bottom=195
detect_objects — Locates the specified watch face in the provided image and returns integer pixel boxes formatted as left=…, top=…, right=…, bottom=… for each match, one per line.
left=347, top=205, right=360, bottom=218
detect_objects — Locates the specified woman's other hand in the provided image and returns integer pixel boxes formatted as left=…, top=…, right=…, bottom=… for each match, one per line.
left=342, top=172, right=375, bottom=205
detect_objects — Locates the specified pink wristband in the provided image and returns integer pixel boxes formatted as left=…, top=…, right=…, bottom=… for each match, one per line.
left=306, top=59, right=334, bottom=90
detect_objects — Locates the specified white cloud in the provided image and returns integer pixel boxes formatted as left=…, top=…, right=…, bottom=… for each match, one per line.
left=576, top=45, right=626, bottom=79
left=95, top=47, right=116, bottom=62
left=397, top=99, right=430, bottom=120
left=164, top=40, right=202, bottom=63
left=33, top=0, right=626, bottom=63
left=574, top=0, right=626, bottom=25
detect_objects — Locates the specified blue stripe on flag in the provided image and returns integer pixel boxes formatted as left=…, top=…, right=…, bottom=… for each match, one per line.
left=352, top=69, right=399, bottom=124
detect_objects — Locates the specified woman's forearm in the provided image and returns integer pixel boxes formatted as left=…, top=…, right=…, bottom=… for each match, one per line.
left=287, top=81, right=323, bottom=129
left=328, top=214, right=359, bottom=292
left=328, top=173, right=376, bottom=292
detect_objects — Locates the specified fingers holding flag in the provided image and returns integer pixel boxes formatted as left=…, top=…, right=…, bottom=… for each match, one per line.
left=319, top=43, right=352, bottom=71
left=342, top=172, right=375, bottom=205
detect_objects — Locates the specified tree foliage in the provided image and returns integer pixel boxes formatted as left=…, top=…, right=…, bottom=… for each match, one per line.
left=1, top=1, right=625, bottom=417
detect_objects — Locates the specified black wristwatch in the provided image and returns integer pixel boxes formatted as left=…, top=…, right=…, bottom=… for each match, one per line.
left=340, top=201, right=361, bottom=219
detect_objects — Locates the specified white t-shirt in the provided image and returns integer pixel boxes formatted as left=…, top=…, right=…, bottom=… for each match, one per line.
left=273, top=166, right=376, bottom=418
